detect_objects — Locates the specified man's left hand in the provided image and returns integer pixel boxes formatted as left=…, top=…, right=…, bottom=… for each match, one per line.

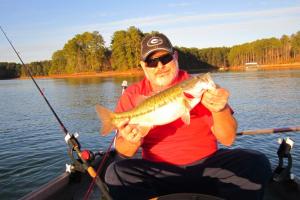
left=201, top=87, right=229, bottom=113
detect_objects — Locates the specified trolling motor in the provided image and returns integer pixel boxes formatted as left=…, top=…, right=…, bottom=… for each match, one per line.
left=272, top=137, right=294, bottom=182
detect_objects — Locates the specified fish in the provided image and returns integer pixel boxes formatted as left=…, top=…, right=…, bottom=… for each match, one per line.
left=96, top=73, right=216, bottom=136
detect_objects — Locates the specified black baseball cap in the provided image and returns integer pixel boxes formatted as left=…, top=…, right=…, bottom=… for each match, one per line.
left=140, top=33, right=174, bottom=61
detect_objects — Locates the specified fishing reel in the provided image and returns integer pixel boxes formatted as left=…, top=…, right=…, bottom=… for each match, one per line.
left=65, top=149, right=96, bottom=173
left=64, top=132, right=96, bottom=173
left=272, top=137, right=294, bottom=182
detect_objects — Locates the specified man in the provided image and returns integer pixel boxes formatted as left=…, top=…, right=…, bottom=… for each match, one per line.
left=104, top=33, right=271, bottom=200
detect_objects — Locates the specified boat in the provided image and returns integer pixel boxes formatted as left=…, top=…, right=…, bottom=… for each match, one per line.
left=2, top=26, right=299, bottom=200
left=20, top=137, right=300, bottom=200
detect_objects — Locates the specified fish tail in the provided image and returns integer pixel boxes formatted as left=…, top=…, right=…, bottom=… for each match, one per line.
left=95, top=104, right=115, bottom=136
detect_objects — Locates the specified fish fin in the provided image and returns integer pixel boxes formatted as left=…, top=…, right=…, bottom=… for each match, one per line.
left=185, top=95, right=201, bottom=109
left=95, top=104, right=115, bottom=136
left=181, top=98, right=191, bottom=125
left=181, top=111, right=190, bottom=125
left=183, top=97, right=192, bottom=110
left=138, top=126, right=152, bottom=137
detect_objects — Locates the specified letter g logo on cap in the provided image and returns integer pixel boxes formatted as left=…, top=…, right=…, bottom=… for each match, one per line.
left=147, top=37, right=163, bottom=47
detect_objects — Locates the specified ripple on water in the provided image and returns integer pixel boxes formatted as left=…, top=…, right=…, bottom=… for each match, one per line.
left=0, top=71, right=299, bottom=199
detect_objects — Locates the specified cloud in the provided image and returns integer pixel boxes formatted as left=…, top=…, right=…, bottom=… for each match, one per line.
left=63, top=5, right=300, bottom=41
left=66, top=5, right=300, bottom=47
left=2, top=5, right=300, bottom=62
left=163, top=15, right=300, bottom=48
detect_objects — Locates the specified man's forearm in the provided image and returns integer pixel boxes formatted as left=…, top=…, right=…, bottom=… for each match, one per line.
left=211, top=105, right=237, bottom=146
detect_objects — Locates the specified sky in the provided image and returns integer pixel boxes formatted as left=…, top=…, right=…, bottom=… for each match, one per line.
left=1, top=0, right=300, bottom=63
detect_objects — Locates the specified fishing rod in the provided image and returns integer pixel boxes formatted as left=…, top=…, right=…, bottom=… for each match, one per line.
left=0, top=26, right=112, bottom=200
left=84, top=81, right=128, bottom=200
left=237, top=126, right=300, bottom=136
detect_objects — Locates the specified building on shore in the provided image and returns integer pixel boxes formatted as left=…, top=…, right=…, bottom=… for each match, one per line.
left=245, top=62, right=259, bottom=71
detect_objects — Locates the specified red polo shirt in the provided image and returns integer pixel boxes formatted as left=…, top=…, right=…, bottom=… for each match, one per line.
left=115, top=70, right=217, bottom=165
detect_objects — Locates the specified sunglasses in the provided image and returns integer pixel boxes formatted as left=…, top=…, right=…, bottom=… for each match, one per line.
left=145, top=53, right=174, bottom=68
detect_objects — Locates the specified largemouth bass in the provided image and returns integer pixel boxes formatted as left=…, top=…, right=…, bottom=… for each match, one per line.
left=96, top=73, right=216, bottom=136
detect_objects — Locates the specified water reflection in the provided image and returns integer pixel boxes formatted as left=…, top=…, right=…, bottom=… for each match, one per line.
left=61, top=76, right=143, bottom=86
left=0, top=69, right=299, bottom=200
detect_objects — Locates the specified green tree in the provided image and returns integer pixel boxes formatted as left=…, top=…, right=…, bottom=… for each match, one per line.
left=52, top=31, right=107, bottom=74
left=291, top=31, right=300, bottom=61
left=125, top=26, right=143, bottom=69
left=0, top=62, right=21, bottom=79
left=111, top=30, right=128, bottom=70
left=111, top=26, right=143, bottom=71
left=50, top=50, right=67, bottom=74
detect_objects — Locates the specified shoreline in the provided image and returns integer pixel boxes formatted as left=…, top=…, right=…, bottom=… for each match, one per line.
left=18, top=63, right=300, bottom=79
left=19, top=69, right=145, bottom=80
left=228, top=62, right=300, bottom=71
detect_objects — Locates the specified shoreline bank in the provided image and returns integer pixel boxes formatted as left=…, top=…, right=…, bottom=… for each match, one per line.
left=19, top=69, right=145, bottom=80
left=228, top=62, right=300, bottom=71
left=17, top=63, right=300, bottom=80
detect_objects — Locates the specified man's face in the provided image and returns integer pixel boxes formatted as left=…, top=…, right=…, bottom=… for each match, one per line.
left=140, top=50, right=179, bottom=89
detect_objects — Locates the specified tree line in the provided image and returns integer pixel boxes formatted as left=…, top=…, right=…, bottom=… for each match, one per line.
left=0, top=62, right=21, bottom=79
left=1, top=27, right=300, bottom=79
left=228, top=33, right=300, bottom=66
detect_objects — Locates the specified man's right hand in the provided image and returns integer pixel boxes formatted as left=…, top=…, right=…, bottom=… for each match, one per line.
left=116, top=118, right=144, bottom=143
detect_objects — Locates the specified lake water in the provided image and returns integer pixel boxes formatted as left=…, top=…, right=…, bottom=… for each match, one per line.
left=0, top=69, right=299, bottom=199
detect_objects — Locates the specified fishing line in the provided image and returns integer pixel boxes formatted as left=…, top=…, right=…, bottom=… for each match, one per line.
left=0, top=26, right=112, bottom=200
left=0, top=26, right=68, bottom=134
left=84, top=81, right=128, bottom=199
left=84, top=135, right=115, bottom=200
